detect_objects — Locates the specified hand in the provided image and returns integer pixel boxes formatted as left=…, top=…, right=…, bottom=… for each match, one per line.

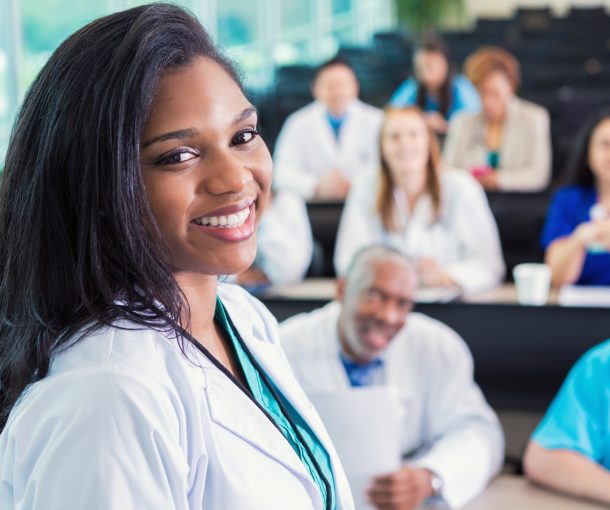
left=236, top=267, right=270, bottom=286
left=315, top=169, right=350, bottom=199
left=574, top=219, right=610, bottom=250
left=424, top=112, right=448, bottom=134
left=470, top=165, right=492, bottom=178
left=367, top=466, right=434, bottom=510
left=416, top=258, right=454, bottom=288
left=475, top=171, right=498, bottom=190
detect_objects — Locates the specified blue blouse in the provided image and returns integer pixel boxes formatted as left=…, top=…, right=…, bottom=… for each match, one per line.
left=215, top=298, right=337, bottom=510
left=541, top=185, right=610, bottom=286
left=532, top=338, right=610, bottom=470
left=389, top=74, right=480, bottom=120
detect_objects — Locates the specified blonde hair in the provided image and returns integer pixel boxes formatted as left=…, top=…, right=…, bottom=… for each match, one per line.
left=464, top=46, right=521, bottom=92
left=376, top=106, right=442, bottom=231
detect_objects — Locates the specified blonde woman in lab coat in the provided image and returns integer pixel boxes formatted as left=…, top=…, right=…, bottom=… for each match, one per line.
left=0, top=5, right=353, bottom=510
left=334, top=106, right=504, bottom=294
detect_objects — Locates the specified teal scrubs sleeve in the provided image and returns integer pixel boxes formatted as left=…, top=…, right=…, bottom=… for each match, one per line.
left=215, top=297, right=337, bottom=509
left=531, top=339, right=610, bottom=469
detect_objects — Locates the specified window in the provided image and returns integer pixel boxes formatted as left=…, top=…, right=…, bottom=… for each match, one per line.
left=0, top=0, right=395, bottom=163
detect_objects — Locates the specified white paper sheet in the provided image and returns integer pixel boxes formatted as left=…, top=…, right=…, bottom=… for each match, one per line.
left=307, top=387, right=402, bottom=510
left=558, top=285, right=610, bottom=307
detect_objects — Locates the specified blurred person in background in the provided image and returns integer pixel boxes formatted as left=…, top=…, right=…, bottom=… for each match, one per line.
left=524, top=338, right=610, bottom=506
left=390, top=36, right=480, bottom=135
left=236, top=190, right=313, bottom=289
left=334, top=106, right=504, bottom=294
left=541, top=109, right=610, bottom=286
left=281, top=245, right=504, bottom=510
left=273, top=58, right=383, bottom=200
left=443, top=47, right=551, bottom=192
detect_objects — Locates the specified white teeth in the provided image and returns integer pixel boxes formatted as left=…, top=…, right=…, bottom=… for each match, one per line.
left=195, top=206, right=251, bottom=228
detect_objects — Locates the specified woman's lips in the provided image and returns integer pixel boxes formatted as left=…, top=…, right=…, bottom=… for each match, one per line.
left=190, top=202, right=256, bottom=242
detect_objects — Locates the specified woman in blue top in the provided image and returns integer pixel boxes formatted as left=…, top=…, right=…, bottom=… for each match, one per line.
left=389, top=36, right=480, bottom=135
left=542, top=109, right=610, bottom=286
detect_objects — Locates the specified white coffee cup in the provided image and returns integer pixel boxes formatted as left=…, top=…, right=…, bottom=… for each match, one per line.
left=513, top=263, right=552, bottom=306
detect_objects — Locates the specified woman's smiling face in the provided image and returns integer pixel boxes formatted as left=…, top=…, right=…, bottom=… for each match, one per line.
left=140, top=57, right=272, bottom=277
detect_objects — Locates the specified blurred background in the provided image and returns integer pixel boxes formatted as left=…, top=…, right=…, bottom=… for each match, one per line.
left=2, top=0, right=610, bottom=164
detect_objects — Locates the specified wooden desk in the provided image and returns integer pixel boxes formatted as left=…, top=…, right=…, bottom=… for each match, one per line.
left=458, top=475, right=606, bottom=510
left=261, top=281, right=610, bottom=411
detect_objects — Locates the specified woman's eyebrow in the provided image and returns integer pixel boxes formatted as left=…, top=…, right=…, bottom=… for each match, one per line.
left=142, top=107, right=257, bottom=148
left=142, top=128, right=199, bottom=148
left=232, top=106, right=257, bottom=126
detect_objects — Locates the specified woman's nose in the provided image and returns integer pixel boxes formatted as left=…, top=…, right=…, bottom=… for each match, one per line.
left=203, top=150, right=253, bottom=195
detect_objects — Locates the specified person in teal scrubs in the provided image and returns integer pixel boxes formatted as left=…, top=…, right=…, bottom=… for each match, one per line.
left=524, top=339, right=610, bottom=505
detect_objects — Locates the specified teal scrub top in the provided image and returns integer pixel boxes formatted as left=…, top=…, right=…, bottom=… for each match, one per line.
left=215, top=298, right=337, bottom=510
left=532, top=338, right=610, bottom=469
left=487, top=150, right=500, bottom=170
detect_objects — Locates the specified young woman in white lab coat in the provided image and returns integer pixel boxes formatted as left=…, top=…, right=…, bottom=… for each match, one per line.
left=0, top=5, right=352, bottom=510
left=334, top=106, right=504, bottom=293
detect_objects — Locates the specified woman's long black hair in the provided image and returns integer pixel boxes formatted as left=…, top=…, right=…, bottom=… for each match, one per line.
left=0, top=3, right=241, bottom=429
left=415, top=36, right=453, bottom=119
left=564, top=107, right=610, bottom=188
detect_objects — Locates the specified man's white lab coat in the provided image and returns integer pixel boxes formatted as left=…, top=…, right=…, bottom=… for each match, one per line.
left=279, top=301, right=504, bottom=509
left=273, top=99, right=383, bottom=199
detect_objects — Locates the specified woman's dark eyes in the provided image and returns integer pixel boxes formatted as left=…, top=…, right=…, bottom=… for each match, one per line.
left=154, top=129, right=259, bottom=165
left=155, top=148, right=198, bottom=165
left=231, top=129, right=260, bottom=146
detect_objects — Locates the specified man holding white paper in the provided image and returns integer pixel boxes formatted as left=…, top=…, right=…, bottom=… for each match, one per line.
left=279, top=246, right=504, bottom=509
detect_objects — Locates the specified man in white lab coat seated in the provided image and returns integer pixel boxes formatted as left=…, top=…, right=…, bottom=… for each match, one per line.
left=279, top=245, right=504, bottom=510
left=273, top=58, right=383, bottom=200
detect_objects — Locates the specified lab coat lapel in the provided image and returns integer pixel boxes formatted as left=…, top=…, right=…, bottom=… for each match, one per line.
left=313, top=102, right=340, bottom=159
left=245, top=338, right=338, bottom=450
left=470, top=113, right=489, bottom=167
left=205, top=302, right=324, bottom=503
left=245, top=337, right=354, bottom=510
left=317, top=302, right=353, bottom=390
left=499, top=97, right=519, bottom=169
left=205, top=368, right=313, bottom=482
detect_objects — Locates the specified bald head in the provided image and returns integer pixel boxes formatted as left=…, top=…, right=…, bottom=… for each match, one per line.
left=337, top=245, right=417, bottom=364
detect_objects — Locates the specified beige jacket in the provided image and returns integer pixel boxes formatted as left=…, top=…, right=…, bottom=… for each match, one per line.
left=443, top=96, right=551, bottom=191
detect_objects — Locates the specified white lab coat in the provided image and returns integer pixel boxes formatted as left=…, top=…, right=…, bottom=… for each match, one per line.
left=0, top=284, right=354, bottom=510
left=333, top=169, right=505, bottom=293
left=273, top=99, right=383, bottom=199
left=255, top=191, right=313, bottom=285
left=279, top=302, right=504, bottom=510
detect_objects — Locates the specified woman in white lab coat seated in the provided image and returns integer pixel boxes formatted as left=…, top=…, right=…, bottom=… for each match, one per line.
left=237, top=191, right=313, bottom=289
left=334, top=106, right=505, bottom=294
left=0, top=5, right=353, bottom=510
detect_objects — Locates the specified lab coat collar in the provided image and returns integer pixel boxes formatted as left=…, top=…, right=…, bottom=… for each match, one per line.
left=219, top=291, right=353, bottom=509
left=204, top=366, right=323, bottom=507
